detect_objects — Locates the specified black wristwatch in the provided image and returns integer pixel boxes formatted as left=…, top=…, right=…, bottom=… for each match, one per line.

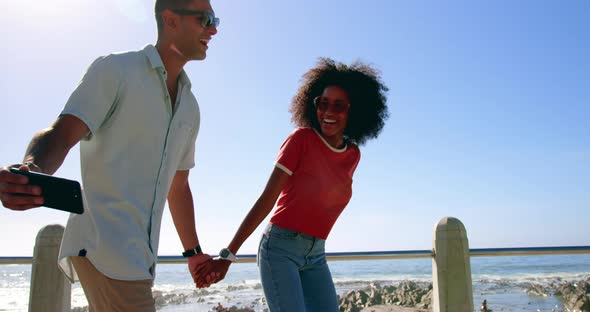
left=182, top=245, right=203, bottom=257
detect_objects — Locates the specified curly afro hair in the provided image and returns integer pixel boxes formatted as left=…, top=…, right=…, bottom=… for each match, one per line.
left=289, top=57, right=389, bottom=146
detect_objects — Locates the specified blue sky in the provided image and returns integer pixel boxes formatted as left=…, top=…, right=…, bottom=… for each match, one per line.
left=1, top=0, right=588, bottom=256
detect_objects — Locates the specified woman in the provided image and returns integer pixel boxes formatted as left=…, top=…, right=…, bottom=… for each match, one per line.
left=199, top=57, right=389, bottom=311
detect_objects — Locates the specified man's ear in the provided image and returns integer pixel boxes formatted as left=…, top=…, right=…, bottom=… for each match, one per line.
left=161, top=10, right=179, bottom=32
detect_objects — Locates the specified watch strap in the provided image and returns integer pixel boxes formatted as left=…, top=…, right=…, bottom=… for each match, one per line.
left=182, top=245, right=202, bottom=257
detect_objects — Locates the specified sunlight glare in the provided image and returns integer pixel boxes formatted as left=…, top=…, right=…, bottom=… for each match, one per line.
left=1, top=0, right=150, bottom=25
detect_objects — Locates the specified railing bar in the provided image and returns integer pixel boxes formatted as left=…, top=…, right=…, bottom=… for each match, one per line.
left=2, top=246, right=589, bottom=265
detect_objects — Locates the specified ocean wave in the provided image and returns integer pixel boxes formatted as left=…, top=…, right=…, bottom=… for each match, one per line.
left=148, top=272, right=590, bottom=300
left=474, top=272, right=590, bottom=287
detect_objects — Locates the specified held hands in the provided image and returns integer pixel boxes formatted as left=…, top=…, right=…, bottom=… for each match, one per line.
left=0, top=164, right=43, bottom=210
left=187, top=253, right=221, bottom=288
left=195, top=258, right=231, bottom=286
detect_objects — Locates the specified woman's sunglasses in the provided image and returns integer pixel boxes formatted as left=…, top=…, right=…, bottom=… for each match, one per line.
left=171, top=9, right=220, bottom=28
left=313, top=96, right=350, bottom=114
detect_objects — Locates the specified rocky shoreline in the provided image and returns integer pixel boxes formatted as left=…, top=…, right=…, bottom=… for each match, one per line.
left=338, top=276, right=590, bottom=312
left=525, top=275, right=590, bottom=312
left=70, top=276, right=590, bottom=312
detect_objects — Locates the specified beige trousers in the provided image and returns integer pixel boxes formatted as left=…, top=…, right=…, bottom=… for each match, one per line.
left=70, top=256, right=156, bottom=312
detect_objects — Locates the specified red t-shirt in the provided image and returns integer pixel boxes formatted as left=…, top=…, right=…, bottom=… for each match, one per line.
left=270, top=128, right=361, bottom=239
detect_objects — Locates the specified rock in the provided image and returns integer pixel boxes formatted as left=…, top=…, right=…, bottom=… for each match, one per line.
left=211, top=303, right=256, bottom=312
left=526, top=283, right=550, bottom=297
left=417, top=288, right=432, bottom=309
left=360, top=305, right=430, bottom=312
left=555, top=278, right=590, bottom=311
left=479, top=299, right=493, bottom=312
left=152, top=290, right=189, bottom=308
left=339, top=281, right=432, bottom=312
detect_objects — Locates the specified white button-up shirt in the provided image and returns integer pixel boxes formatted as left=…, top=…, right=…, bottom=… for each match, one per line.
left=58, top=45, right=200, bottom=281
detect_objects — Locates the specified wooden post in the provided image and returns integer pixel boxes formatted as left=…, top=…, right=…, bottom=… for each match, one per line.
left=432, top=217, right=474, bottom=312
left=28, top=224, right=70, bottom=312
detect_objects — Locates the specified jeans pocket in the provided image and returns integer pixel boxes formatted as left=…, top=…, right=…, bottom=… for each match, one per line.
left=268, top=225, right=300, bottom=240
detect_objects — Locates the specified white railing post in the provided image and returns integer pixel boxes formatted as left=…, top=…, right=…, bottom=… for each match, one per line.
left=28, top=224, right=70, bottom=312
left=432, top=216, right=474, bottom=312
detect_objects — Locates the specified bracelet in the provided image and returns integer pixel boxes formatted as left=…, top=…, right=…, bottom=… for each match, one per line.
left=182, top=245, right=203, bottom=257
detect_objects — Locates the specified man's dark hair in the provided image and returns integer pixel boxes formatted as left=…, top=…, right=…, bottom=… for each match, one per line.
left=289, top=57, right=390, bottom=146
left=154, top=0, right=194, bottom=33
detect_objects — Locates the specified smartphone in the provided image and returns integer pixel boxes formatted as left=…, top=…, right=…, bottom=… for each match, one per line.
left=9, top=168, right=84, bottom=214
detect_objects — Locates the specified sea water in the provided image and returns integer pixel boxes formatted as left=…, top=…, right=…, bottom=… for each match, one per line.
left=1, top=254, right=589, bottom=311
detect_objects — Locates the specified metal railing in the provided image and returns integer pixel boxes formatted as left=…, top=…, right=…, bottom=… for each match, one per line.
left=4, top=246, right=589, bottom=265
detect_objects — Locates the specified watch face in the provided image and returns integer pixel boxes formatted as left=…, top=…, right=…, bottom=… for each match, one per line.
left=220, top=249, right=229, bottom=258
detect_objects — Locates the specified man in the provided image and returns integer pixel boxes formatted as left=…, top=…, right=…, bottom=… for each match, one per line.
left=0, top=0, right=218, bottom=310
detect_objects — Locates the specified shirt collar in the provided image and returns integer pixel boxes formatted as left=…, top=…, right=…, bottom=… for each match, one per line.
left=142, top=44, right=192, bottom=89
left=312, top=128, right=348, bottom=153
left=143, top=44, right=164, bottom=70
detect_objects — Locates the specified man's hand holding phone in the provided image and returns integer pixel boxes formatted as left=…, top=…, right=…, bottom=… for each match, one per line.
left=1, top=164, right=84, bottom=214
left=0, top=164, right=44, bottom=211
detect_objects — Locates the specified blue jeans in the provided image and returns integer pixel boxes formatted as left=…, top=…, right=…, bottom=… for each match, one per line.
left=257, top=224, right=339, bottom=312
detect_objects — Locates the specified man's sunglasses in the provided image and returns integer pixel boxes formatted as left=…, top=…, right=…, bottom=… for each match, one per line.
left=313, top=96, right=350, bottom=114
left=171, top=9, right=220, bottom=28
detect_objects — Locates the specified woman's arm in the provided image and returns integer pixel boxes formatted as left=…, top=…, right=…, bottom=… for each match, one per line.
left=227, top=166, right=290, bottom=254
left=197, top=166, right=290, bottom=284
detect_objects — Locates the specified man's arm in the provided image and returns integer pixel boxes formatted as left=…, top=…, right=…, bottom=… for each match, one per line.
left=23, top=114, right=90, bottom=175
left=167, top=169, right=213, bottom=287
left=168, top=170, right=199, bottom=250
left=0, top=114, right=89, bottom=210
